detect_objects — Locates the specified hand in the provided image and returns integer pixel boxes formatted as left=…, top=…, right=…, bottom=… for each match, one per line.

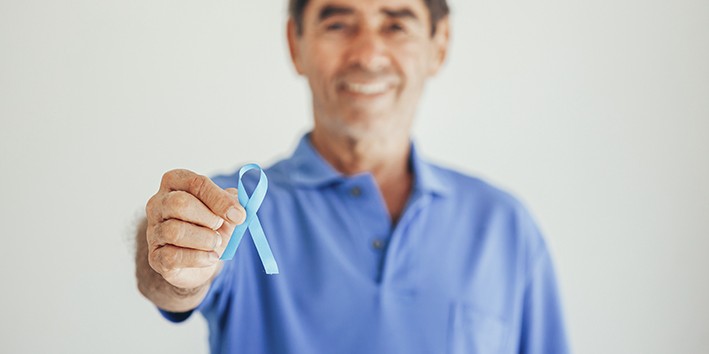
left=144, top=169, right=246, bottom=289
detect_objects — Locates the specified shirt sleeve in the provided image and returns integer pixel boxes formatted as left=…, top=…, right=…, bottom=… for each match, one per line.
left=518, top=246, right=571, bottom=353
left=158, top=308, right=194, bottom=323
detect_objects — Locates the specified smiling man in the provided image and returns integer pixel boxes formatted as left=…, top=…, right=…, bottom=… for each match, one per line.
left=135, top=0, right=570, bottom=353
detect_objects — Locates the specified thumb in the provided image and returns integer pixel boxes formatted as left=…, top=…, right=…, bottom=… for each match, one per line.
left=225, top=187, right=239, bottom=198
left=223, top=187, right=246, bottom=225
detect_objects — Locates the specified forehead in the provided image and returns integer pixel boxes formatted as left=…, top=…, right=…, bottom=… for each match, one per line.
left=302, top=0, right=430, bottom=21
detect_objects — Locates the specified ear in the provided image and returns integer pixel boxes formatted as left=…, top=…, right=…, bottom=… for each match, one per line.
left=287, top=18, right=305, bottom=75
left=428, top=16, right=450, bottom=76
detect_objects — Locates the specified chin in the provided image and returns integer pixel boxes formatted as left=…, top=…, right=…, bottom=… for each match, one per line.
left=336, top=114, right=400, bottom=141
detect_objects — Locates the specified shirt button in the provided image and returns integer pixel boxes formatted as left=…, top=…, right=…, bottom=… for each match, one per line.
left=349, top=186, right=362, bottom=197
left=371, top=239, right=385, bottom=250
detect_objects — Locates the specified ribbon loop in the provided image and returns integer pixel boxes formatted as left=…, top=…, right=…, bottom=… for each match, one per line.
left=220, top=164, right=279, bottom=274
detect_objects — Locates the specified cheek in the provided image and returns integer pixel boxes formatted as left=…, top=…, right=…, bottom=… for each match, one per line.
left=398, top=45, right=432, bottom=87
left=305, top=48, right=340, bottom=89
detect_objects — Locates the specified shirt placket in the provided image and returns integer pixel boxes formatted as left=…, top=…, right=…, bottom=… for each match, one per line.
left=380, top=189, right=433, bottom=292
left=338, top=174, right=393, bottom=283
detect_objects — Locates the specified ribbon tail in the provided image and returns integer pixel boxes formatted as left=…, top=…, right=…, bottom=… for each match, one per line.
left=248, top=216, right=279, bottom=274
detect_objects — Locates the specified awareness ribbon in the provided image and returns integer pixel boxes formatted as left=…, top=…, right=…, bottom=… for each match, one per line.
left=220, top=164, right=279, bottom=275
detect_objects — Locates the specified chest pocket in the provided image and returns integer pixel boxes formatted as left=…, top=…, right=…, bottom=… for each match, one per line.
left=448, top=303, right=510, bottom=354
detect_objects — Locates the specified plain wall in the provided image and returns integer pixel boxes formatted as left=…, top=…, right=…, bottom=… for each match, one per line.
left=1, top=0, right=707, bottom=353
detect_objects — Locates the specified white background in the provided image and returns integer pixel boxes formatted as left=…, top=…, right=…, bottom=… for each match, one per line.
left=1, top=0, right=707, bottom=353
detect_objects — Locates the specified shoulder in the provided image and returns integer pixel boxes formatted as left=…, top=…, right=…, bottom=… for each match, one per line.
left=430, top=163, right=527, bottom=213
left=429, top=162, right=548, bottom=253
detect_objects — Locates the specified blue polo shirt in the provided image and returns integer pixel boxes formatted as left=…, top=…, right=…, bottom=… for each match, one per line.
left=160, top=134, right=570, bottom=353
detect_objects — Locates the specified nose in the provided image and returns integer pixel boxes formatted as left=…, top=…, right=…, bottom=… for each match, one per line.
left=346, top=27, right=391, bottom=72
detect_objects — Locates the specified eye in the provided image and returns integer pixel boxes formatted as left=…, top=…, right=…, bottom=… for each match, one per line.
left=386, top=22, right=407, bottom=34
left=325, top=22, right=347, bottom=31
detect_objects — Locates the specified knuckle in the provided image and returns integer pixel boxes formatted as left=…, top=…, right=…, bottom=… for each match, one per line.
left=160, top=220, right=184, bottom=245
left=173, top=192, right=191, bottom=209
left=161, top=169, right=182, bottom=187
left=148, top=248, right=164, bottom=273
left=188, top=175, right=209, bottom=198
left=146, top=223, right=158, bottom=246
left=145, top=194, right=160, bottom=218
left=160, top=248, right=182, bottom=270
left=163, top=191, right=190, bottom=215
left=160, top=171, right=173, bottom=189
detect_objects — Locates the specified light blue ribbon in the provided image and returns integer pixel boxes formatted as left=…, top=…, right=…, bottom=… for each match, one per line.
left=220, top=164, right=279, bottom=275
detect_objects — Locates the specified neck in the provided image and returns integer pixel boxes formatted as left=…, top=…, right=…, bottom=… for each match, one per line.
left=310, top=126, right=413, bottom=222
left=311, top=127, right=409, bottom=175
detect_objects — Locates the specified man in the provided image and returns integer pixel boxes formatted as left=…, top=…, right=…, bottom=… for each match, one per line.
left=136, top=0, right=570, bottom=353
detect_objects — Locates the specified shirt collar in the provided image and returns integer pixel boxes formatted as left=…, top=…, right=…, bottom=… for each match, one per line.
left=287, top=133, right=452, bottom=196
left=287, top=133, right=343, bottom=187
left=409, top=143, right=452, bottom=196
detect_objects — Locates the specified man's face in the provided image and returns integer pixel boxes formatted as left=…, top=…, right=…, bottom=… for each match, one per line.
left=288, top=0, right=449, bottom=140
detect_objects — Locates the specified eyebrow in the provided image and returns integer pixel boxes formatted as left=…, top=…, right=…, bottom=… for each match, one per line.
left=318, top=5, right=354, bottom=22
left=381, top=8, right=419, bottom=21
left=317, top=5, right=420, bottom=22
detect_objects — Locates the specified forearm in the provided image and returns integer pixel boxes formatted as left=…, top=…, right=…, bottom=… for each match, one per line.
left=135, top=218, right=220, bottom=312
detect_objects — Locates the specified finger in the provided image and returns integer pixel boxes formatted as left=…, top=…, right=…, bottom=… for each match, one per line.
left=225, top=187, right=238, bottom=197
left=149, top=244, right=219, bottom=275
left=214, top=214, right=240, bottom=256
left=214, top=189, right=239, bottom=254
left=158, top=191, right=225, bottom=230
left=159, top=169, right=246, bottom=224
left=149, top=219, right=223, bottom=252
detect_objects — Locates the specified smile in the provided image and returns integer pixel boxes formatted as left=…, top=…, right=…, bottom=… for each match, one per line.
left=342, top=81, right=391, bottom=95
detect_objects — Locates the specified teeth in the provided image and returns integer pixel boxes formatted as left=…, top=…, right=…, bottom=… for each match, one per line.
left=345, top=82, right=389, bottom=95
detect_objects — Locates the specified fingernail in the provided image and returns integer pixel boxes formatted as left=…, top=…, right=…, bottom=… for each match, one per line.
left=213, top=218, right=225, bottom=230
left=214, top=233, right=222, bottom=249
left=226, top=206, right=243, bottom=224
